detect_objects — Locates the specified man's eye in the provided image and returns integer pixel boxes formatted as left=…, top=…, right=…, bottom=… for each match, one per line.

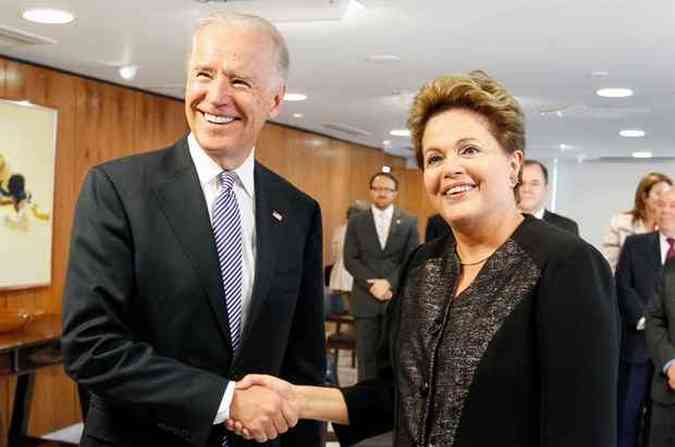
left=232, top=79, right=251, bottom=88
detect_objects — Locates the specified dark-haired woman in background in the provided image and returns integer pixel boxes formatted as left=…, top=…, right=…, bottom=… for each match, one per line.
left=229, top=71, right=619, bottom=447
left=603, top=172, right=672, bottom=271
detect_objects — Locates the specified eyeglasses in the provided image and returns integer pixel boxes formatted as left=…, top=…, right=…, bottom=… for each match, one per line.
left=370, top=187, right=396, bottom=193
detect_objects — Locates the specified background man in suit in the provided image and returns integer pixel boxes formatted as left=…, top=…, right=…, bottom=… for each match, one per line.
left=615, top=190, right=675, bottom=447
left=646, top=189, right=675, bottom=447
left=62, top=13, right=325, bottom=447
left=517, top=159, right=579, bottom=235
left=344, top=172, right=419, bottom=380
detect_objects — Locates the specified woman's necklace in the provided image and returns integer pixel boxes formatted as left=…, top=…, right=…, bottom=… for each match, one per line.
left=456, top=247, right=495, bottom=266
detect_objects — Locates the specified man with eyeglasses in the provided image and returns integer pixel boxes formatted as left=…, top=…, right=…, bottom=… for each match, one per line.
left=344, top=171, right=419, bottom=380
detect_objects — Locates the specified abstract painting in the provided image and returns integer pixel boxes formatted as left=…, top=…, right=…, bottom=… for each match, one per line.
left=0, top=100, right=57, bottom=289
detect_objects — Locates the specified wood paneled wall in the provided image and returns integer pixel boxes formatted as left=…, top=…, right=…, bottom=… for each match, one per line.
left=0, top=56, right=434, bottom=441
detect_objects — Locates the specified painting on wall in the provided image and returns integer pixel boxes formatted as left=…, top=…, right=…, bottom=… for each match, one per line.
left=0, top=100, right=58, bottom=290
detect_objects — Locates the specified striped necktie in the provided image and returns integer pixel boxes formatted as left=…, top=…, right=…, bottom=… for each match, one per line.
left=213, top=171, right=243, bottom=354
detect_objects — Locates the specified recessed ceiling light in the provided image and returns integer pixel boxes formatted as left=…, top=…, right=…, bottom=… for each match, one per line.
left=389, top=129, right=410, bottom=137
left=591, top=71, right=609, bottom=77
left=381, top=165, right=392, bottom=173
left=382, top=140, right=391, bottom=146
left=596, top=88, right=633, bottom=98
left=366, top=55, right=401, bottom=64
left=284, top=93, right=307, bottom=102
left=559, top=144, right=572, bottom=151
left=292, top=113, right=303, bottom=118
left=22, top=8, right=75, bottom=24
left=632, top=151, right=652, bottom=159
left=619, top=129, right=646, bottom=138
left=118, top=65, right=138, bottom=80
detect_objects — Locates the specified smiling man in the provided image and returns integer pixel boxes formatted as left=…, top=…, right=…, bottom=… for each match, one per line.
left=62, top=13, right=325, bottom=447
left=517, top=159, right=579, bottom=235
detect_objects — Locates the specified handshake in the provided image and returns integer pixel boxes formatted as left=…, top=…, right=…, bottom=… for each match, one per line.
left=226, top=375, right=301, bottom=443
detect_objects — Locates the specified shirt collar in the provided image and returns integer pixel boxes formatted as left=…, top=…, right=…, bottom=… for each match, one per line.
left=371, top=204, right=394, bottom=218
left=533, top=208, right=545, bottom=219
left=187, top=133, right=255, bottom=197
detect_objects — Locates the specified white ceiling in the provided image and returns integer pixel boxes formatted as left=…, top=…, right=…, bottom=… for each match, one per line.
left=2, top=0, right=675, bottom=167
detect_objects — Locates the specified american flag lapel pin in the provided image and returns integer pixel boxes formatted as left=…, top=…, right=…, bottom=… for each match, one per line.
left=396, top=219, right=401, bottom=224
left=272, top=210, right=283, bottom=222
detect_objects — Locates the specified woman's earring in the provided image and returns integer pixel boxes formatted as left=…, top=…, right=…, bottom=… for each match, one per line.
left=510, top=175, right=519, bottom=187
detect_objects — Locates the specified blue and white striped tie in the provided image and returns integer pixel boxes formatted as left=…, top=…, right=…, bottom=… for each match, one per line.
left=213, top=171, right=243, bottom=354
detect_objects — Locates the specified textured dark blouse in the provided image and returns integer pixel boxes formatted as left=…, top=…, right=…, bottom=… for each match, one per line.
left=334, top=216, right=619, bottom=447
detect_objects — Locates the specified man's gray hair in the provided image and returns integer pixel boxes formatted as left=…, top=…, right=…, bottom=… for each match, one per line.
left=192, top=12, right=289, bottom=83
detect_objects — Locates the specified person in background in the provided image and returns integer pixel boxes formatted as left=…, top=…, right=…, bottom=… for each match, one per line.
left=62, top=12, right=325, bottom=446
left=226, top=70, right=618, bottom=447
left=328, top=201, right=368, bottom=314
left=604, top=172, right=672, bottom=271
left=615, top=189, right=675, bottom=447
left=645, top=189, right=675, bottom=446
left=517, top=159, right=579, bottom=235
left=424, top=212, right=451, bottom=242
left=343, top=172, right=419, bottom=381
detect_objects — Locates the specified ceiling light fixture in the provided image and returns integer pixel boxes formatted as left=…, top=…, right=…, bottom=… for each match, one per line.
left=596, top=88, right=633, bottom=98
left=619, top=129, right=646, bottom=138
left=382, top=140, right=391, bottom=146
left=366, top=55, right=401, bottom=64
left=389, top=129, right=410, bottom=137
left=632, top=151, right=652, bottom=159
left=284, top=93, right=307, bottom=102
left=118, top=65, right=138, bottom=80
left=22, top=8, right=75, bottom=24
left=292, top=113, right=303, bottom=118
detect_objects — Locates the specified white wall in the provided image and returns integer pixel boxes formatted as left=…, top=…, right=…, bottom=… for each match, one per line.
left=549, top=159, right=675, bottom=250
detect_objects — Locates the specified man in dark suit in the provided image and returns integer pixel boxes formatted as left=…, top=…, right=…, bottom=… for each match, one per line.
left=424, top=213, right=451, bottom=242
left=517, top=159, right=579, bottom=235
left=646, top=189, right=675, bottom=447
left=616, top=196, right=674, bottom=447
left=62, top=13, right=325, bottom=447
left=344, top=172, right=419, bottom=380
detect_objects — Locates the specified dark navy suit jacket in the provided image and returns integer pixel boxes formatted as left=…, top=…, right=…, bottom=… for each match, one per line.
left=616, top=231, right=662, bottom=363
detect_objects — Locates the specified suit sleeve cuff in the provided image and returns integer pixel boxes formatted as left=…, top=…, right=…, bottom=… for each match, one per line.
left=213, top=381, right=235, bottom=424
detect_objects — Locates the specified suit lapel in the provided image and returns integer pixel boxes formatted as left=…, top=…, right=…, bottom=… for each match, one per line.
left=365, top=209, right=383, bottom=252
left=648, top=232, right=662, bottom=269
left=239, top=164, right=282, bottom=350
left=152, top=139, right=231, bottom=347
left=384, top=207, right=402, bottom=252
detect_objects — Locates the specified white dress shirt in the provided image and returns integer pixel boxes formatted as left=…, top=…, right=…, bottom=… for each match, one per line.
left=371, top=204, right=394, bottom=249
left=187, top=133, right=256, bottom=423
left=532, top=207, right=545, bottom=220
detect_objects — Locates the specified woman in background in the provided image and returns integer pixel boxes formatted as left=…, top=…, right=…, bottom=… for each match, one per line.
left=328, top=201, right=368, bottom=314
left=603, top=172, right=672, bottom=271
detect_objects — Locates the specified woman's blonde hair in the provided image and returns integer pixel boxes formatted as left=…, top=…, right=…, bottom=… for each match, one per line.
left=408, top=70, right=525, bottom=169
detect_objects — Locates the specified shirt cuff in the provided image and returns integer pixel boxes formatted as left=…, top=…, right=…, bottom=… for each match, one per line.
left=213, top=381, right=236, bottom=425
left=637, top=317, right=646, bottom=331
left=664, top=359, right=675, bottom=375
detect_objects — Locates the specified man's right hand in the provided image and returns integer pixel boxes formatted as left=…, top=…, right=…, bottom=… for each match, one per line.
left=229, top=379, right=298, bottom=443
left=667, top=364, right=675, bottom=390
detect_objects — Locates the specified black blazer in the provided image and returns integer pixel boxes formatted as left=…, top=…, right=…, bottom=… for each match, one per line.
left=62, top=138, right=325, bottom=447
left=646, top=257, right=675, bottom=404
left=335, top=216, right=618, bottom=446
left=344, top=207, right=419, bottom=318
left=616, top=231, right=662, bottom=363
left=542, top=209, right=579, bottom=235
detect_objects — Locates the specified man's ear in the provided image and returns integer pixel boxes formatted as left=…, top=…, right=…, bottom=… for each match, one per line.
left=268, top=83, right=286, bottom=119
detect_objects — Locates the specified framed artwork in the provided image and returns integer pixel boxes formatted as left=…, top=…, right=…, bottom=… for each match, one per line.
left=0, top=99, right=58, bottom=290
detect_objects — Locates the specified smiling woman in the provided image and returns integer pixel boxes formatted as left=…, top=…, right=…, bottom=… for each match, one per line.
left=227, top=71, right=619, bottom=447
